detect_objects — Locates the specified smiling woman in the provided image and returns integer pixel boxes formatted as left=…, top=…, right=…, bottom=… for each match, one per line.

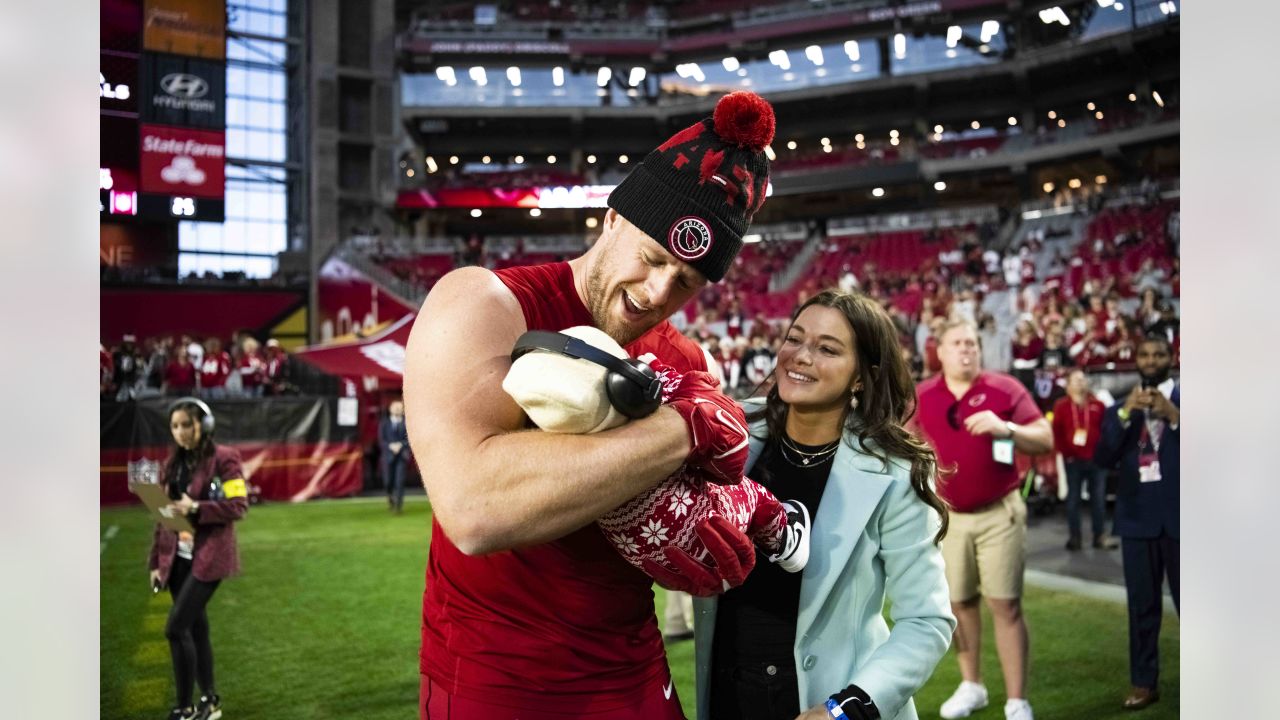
left=694, top=288, right=955, bottom=720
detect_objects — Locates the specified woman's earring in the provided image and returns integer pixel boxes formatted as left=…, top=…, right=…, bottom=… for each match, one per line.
left=850, top=385, right=862, bottom=410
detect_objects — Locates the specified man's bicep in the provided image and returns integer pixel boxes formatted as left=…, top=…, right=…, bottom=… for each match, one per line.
left=403, top=269, right=528, bottom=472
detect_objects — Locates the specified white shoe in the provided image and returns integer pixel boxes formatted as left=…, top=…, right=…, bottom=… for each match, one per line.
left=1004, top=699, right=1033, bottom=720
left=940, top=681, right=989, bottom=719
left=769, top=500, right=810, bottom=573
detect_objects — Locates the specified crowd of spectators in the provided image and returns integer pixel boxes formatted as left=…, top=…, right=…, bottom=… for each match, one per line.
left=101, top=332, right=294, bottom=401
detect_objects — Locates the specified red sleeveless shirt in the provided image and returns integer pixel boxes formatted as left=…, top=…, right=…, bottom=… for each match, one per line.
left=420, top=262, right=706, bottom=710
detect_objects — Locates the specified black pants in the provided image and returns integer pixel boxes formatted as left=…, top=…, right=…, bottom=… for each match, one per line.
left=708, top=660, right=799, bottom=720
left=166, top=556, right=221, bottom=708
left=1121, top=533, right=1180, bottom=688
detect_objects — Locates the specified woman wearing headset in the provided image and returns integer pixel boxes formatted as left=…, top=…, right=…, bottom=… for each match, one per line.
left=693, top=290, right=955, bottom=720
left=148, top=398, right=249, bottom=720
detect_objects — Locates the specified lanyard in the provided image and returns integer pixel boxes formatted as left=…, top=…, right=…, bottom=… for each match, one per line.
left=1138, top=414, right=1163, bottom=453
left=1070, top=398, right=1090, bottom=430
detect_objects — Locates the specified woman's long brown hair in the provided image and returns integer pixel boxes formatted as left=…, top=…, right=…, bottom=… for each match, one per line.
left=746, top=289, right=949, bottom=543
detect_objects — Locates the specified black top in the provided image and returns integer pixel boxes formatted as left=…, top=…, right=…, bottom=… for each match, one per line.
left=711, top=435, right=835, bottom=667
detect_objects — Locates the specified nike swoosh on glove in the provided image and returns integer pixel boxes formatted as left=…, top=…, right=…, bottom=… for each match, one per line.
left=645, top=357, right=749, bottom=485
left=640, top=515, right=756, bottom=597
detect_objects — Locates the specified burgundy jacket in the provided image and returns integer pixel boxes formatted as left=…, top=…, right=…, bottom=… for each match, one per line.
left=148, top=445, right=249, bottom=584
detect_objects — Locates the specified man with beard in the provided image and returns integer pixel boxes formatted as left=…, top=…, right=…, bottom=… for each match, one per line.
left=1094, top=335, right=1179, bottom=711
left=403, top=92, right=777, bottom=718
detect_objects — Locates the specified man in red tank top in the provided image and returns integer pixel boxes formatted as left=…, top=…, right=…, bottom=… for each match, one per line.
left=404, top=92, right=779, bottom=718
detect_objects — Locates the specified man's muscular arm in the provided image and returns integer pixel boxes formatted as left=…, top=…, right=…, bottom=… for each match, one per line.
left=404, top=266, right=692, bottom=555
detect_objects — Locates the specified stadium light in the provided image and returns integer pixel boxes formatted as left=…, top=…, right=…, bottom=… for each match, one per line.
left=425, top=157, right=437, bottom=173
left=764, top=145, right=776, bottom=161
left=552, top=67, right=565, bottom=86
left=768, top=49, right=791, bottom=70
left=1039, top=7, right=1070, bottom=25
left=1087, top=102, right=1096, bottom=111
left=513, top=155, right=524, bottom=164
left=805, top=45, right=824, bottom=66
left=470, top=209, right=482, bottom=217
left=436, top=66, right=457, bottom=86
left=1048, top=110, right=1057, bottom=119
left=738, top=68, right=749, bottom=77
left=469, top=66, right=487, bottom=86
left=628, top=67, right=646, bottom=86
left=406, top=168, right=414, bottom=177
left=1043, top=182, right=1055, bottom=193
left=894, top=33, right=906, bottom=60
left=1095, top=111, right=1105, bottom=120
left=1096, top=175, right=1108, bottom=184
left=506, top=67, right=521, bottom=86
left=821, top=136, right=831, bottom=146
left=971, top=120, right=980, bottom=129
left=946, top=49, right=958, bottom=59
left=1097, top=0, right=1114, bottom=6
left=1008, top=116, right=1018, bottom=126
left=1129, top=92, right=1138, bottom=101
left=856, top=141, right=866, bottom=149
left=1115, top=3, right=1125, bottom=10
left=844, top=41, right=861, bottom=62
left=597, top=67, right=611, bottom=87
left=586, top=154, right=596, bottom=164
left=722, top=57, right=740, bottom=72
left=675, top=63, right=706, bottom=82
left=547, top=154, right=556, bottom=164
left=855, top=133, right=865, bottom=142
left=1152, top=90, right=1165, bottom=107
left=449, top=155, right=459, bottom=164
left=890, top=137, right=900, bottom=146
left=935, top=181, right=947, bottom=191
left=530, top=208, right=542, bottom=217
left=981, top=21, right=1000, bottom=43
left=743, top=234, right=762, bottom=244
left=872, top=187, right=885, bottom=198
left=933, top=125, right=943, bottom=134
left=585, top=217, right=598, bottom=229
left=481, top=155, right=491, bottom=164
left=619, top=155, right=629, bottom=164
left=1068, top=178, right=1082, bottom=189
left=1058, top=119, right=1066, bottom=128
left=823, top=145, right=833, bottom=153
left=786, top=140, right=797, bottom=150
left=946, top=26, right=961, bottom=48
left=890, top=129, right=899, bottom=139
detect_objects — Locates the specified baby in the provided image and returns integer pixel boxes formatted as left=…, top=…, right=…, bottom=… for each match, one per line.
left=503, top=325, right=810, bottom=586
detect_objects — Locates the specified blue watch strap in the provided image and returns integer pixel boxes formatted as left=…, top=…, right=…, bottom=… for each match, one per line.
left=826, top=698, right=848, bottom=719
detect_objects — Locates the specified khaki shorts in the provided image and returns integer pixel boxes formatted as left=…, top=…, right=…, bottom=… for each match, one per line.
left=941, top=490, right=1027, bottom=602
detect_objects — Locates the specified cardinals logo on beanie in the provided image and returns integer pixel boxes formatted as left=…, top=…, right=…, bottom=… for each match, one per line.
left=607, top=91, right=776, bottom=283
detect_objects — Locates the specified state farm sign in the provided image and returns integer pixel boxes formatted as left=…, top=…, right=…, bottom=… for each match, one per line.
left=139, top=124, right=224, bottom=199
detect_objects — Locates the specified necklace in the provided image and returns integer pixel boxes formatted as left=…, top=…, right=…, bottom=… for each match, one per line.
left=779, top=434, right=840, bottom=467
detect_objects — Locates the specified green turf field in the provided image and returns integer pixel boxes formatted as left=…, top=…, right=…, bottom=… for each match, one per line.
left=102, top=498, right=1177, bottom=719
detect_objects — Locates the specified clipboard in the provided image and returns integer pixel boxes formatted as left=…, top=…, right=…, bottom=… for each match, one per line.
left=127, top=459, right=195, bottom=534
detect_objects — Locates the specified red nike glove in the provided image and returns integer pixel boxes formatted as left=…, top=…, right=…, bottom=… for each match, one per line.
left=646, top=358, right=749, bottom=485
left=640, top=515, right=756, bottom=597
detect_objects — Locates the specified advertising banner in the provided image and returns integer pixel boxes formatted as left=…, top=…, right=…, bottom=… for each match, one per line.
left=141, top=53, right=225, bottom=129
left=102, top=0, right=143, bottom=52
left=316, top=257, right=417, bottom=343
left=139, top=124, right=225, bottom=199
left=101, top=397, right=363, bottom=505
left=143, top=0, right=226, bottom=60
left=100, top=53, right=139, bottom=115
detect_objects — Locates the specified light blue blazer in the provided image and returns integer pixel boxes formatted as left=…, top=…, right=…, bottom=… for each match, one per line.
left=693, top=408, right=956, bottom=720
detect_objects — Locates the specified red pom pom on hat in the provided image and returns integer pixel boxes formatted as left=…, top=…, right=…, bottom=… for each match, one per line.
left=712, top=91, right=775, bottom=152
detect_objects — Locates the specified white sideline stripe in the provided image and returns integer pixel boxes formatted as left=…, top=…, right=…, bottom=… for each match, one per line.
left=101, top=524, right=119, bottom=555
left=1025, top=568, right=1178, bottom=614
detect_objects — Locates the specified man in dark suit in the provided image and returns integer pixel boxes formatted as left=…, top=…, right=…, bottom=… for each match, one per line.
left=1094, top=334, right=1179, bottom=711
left=379, top=399, right=413, bottom=513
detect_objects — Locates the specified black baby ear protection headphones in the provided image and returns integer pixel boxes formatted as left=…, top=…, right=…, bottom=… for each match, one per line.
left=169, top=396, right=215, bottom=435
left=510, top=330, right=663, bottom=419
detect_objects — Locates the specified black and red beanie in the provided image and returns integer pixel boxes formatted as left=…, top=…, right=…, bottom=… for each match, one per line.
left=607, top=91, right=776, bottom=283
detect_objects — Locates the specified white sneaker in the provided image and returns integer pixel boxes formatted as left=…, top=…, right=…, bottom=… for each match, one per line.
left=768, top=500, right=811, bottom=573
left=1004, top=699, right=1033, bottom=720
left=939, top=681, right=989, bottom=719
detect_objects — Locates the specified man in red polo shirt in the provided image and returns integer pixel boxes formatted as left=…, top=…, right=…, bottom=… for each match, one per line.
left=915, top=319, right=1053, bottom=720
left=1051, top=369, right=1117, bottom=551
